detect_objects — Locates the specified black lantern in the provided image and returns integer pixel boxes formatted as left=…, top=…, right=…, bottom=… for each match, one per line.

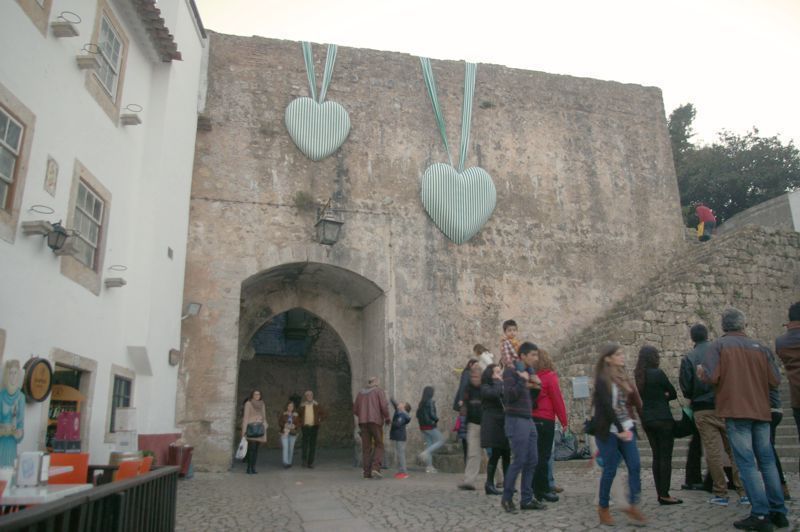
left=315, top=206, right=343, bottom=245
left=46, top=221, right=69, bottom=251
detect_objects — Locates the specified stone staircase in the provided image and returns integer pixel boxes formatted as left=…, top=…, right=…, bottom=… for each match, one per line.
left=552, top=226, right=800, bottom=468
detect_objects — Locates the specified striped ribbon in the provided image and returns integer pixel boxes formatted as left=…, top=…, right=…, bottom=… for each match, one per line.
left=301, top=42, right=338, bottom=104
left=419, top=58, right=477, bottom=172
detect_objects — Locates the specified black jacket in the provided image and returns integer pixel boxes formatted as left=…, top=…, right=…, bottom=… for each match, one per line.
left=679, top=341, right=715, bottom=410
left=641, top=368, right=677, bottom=423
left=416, top=399, right=438, bottom=428
left=480, top=379, right=508, bottom=449
left=592, top=377, right=624, bottom=439
left=461, top=384, right=482, bottom=425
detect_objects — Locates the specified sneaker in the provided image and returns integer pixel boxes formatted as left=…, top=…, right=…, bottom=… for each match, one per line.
left=733, top=515, right=774, bottom=531
left=520, top=499, right=546, bottom=510
left=739, top=496, right=751, bottom=506
left=394, top=472, right=409, bottom=480
left=769, top=512, right=789, bottom=529
left=425, top=466, right=438, bottom=473
left=709, top=496, right=729, bottom=507
left=501, top=499, right=518, bottom=514
left=538, top=492, right=559, bottom=502
left=371, top=469, right=383, bottom=478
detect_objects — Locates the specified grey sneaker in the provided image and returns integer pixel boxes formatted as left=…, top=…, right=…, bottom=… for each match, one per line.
left=709, top=496, right=729, bottom=506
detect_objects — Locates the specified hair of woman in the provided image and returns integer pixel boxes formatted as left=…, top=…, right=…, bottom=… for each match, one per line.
left=536, top=349, right=555, bottom=371
left=633, top=345, right=660, bottom=392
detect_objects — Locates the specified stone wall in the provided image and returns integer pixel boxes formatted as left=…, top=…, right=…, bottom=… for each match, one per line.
left=556, top=226, right=800, bottom=433
left=179, top=31, right=686, bottom=470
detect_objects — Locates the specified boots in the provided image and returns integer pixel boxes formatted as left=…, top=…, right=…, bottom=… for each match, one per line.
left=598, top=506, right=614, bottom=526
left=485, top=463, right=501, bottom=495
left=623, top=505, right=647, bottom=525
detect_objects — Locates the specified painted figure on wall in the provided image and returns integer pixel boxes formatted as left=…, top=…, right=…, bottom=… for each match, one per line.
left=0, top=360, right=25, bottom=467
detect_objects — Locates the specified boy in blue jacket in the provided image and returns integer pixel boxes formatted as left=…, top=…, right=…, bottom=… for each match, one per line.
left=390, top=399, right=412, bottom=479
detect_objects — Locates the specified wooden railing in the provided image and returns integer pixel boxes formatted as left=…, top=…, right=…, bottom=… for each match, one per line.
left=0, top=465, right=179, bottom=532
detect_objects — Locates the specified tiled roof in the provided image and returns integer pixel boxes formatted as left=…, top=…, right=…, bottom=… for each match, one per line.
left=131, top=0, right=182, bottom=62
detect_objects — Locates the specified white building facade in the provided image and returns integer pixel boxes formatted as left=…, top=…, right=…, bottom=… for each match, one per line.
left=0, top=0, right=206, bottom=462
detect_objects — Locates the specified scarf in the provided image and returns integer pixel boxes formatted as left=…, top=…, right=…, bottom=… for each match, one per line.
left=608, top=365, right=633, bottom=395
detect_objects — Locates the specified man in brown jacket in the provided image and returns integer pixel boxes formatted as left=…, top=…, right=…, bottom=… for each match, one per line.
left=353, top=376, right=390, bottom=479
left=776, top=302, right=800, bottom=464
left=700, top=307, right=788, bottom=530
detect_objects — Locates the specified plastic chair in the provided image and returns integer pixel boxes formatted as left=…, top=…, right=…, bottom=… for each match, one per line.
left=139, top=456, right=153, bottom=474
left=49, top=453, right=89, bottom=484
left=113, top=460, right=142, bottom=482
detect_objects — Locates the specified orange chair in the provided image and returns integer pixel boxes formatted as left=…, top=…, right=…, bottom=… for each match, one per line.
left=139, top=456, right=153, bottom=474
left=113, top=460, right=142, bottom=482
left=49, top=453, right=89, bottom=485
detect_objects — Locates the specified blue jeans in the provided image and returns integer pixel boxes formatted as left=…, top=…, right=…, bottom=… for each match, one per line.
left=596, top=431, right=641, bottom=508
left=420, top=428, right=444, bottom=467
left=725, top=419, right=787, bottom=517
left=502, top=416, right=538, bottom=504
left=394, top=440, right=407, bottom=473
left=281, top=433, right=297, bottom=465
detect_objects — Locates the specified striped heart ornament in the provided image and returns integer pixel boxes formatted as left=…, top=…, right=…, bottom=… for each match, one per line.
left=285, top=98, right=350, bottom=161
left=421, top=163, right=496, bottom=244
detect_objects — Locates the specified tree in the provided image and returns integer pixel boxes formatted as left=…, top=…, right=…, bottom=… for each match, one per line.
left=668, top=105, right=800, bottom=225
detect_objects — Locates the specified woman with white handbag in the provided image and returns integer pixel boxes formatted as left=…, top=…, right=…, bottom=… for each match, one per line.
left=242, top=390, right=267, bottom=474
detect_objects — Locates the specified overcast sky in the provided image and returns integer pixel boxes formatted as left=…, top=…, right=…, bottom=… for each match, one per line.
left=194, top=0, right=800, bottom=146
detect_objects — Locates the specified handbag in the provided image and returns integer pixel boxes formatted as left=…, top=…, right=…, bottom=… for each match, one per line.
left=246, top=422, right=265, bottom=438
left=235, top=436, right=248, bottom=460
left=583, top=416, right=597, bottom=436
left=672, top=405, right=694, bottom=438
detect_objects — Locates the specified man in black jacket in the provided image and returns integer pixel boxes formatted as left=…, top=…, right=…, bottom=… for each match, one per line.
left=500, top=342, right=544, bottom=513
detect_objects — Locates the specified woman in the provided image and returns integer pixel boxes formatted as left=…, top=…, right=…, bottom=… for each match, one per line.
left=592, top=342, right=646, bottom=526
left=531, top=349, right=568, bottom=503
left=278, top=400, right=301, bottom=468
left=242, top=390, right=267, bottom=474
left=635, top=345, right=682, bottom=505
left=480, top=363, right=509, bottom=495
left=416, top=386, right=444, bottom=473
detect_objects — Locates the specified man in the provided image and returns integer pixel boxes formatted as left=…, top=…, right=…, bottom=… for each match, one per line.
left=500, top=341, right=544, bottom=513
left=299, top=390, right=324, bottom=468
left=681, top=323, right=746, bottom=505
left=353, top=376, right=390, bottom=479
left=700, top=308, right=788, bottom=530
left=776, top=301, right=800, bottom=470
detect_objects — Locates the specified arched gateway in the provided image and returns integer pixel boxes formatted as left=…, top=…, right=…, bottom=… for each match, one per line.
left=177, top=254, right=389, bottom=472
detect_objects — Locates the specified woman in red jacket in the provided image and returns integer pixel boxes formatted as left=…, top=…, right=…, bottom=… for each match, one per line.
left=531, top=349, right=568, bottom=503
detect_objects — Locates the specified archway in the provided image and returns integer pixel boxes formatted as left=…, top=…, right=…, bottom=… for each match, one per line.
left=236, top=308, right=355, bottom=456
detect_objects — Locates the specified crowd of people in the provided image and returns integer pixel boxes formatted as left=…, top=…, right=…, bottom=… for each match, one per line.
left=242, top=302, right=800, bottom=532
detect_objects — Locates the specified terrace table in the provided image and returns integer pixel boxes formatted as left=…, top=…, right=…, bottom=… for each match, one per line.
left=0, top=483, right=92, bottom=506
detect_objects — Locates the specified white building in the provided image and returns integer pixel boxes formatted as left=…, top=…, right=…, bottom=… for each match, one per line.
left=0, top=0, right=206, bottom=463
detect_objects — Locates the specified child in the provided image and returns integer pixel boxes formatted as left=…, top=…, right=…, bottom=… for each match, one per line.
left=499, top=319, right=521, bottom=368
left=390, top=399, right=412, bottom=479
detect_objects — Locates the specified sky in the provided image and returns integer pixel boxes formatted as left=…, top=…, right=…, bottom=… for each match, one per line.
left=194, top=0, right=800, bottom=147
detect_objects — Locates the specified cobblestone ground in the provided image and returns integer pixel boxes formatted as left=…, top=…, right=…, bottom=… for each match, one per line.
left=177, top=449, right=800, bottom=531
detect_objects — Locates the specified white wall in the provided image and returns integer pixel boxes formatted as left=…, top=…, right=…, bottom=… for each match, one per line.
left=0, top=0, right=205, bottom=462
left=790, top=190, right=800, bottom=231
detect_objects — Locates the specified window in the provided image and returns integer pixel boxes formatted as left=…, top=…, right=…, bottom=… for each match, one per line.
left=96, top=16, right=123, bottom=99
left=85, top=3, right=129, bottom=123
left=0, top=106, right=23, bottom=211
left=73, top=181, right=104, bottom=269
left=109, top=375, right=132, bottom=433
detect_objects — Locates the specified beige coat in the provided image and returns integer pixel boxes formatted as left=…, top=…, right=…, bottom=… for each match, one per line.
left=242, top=400, right=267, bottom=443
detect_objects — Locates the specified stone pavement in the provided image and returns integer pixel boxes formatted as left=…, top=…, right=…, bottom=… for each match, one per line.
left=176, top=449, right=800, bottom=531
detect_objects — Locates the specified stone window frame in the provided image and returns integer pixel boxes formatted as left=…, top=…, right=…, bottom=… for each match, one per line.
left=0, top=81, right=35, bottom=244
left=60, top=160, right=111, bottom=295
left=104, top=364, right=135, bottom=443
left=39, top=349, right=98, bottom=453
left=85, top=0, right=129, bottom=125
left=15, top=0, right=54, bottom=36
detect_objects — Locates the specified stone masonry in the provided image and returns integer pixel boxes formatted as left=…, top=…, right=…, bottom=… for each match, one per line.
left=180, top=31, right=686, bottom=471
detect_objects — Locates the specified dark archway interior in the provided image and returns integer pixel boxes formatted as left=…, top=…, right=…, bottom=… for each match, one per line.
left=235, top=308, right=354, bottom=450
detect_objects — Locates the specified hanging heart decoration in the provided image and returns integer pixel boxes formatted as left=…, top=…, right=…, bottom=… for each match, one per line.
left=421, top=164, right=497, bottom=244
left=284, top=42, right=350, bottom=161
left=419, top=59, right=496, bottom=244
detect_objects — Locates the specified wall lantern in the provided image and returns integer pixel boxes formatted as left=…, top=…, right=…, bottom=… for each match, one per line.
left=314, top=199, right=343, bottom=246
left=46, top=221, right=69, bottom=251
